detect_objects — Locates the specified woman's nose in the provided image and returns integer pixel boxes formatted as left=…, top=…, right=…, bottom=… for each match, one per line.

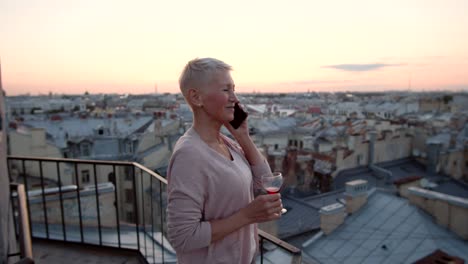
left=230, top=91, right=239, bottom=103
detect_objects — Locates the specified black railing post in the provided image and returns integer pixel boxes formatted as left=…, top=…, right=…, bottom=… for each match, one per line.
left=140, top=169, right=147, bottom=259
left=159, top=180, right=165, bottom=263
left=150, top=176, right=155, bottom=264
left=56, top=161, right=67, bottom=241
left=38, top=160, right=49, bottom=239
left=132, top=165, right=141, bottom=251
left=74, top=163, right=84, bottom=243
left=93, top=164, right=102, bottom=246
left=7, top=161, right=20, bottom=238
left=112, top=165, right=121, bottom=248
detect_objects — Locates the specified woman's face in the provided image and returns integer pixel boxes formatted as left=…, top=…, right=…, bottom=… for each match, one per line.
left=199, top=70, right=238, bottom=123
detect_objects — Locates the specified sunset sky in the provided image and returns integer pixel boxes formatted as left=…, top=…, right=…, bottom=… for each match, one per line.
left=1, top=0, right=467, bottom=95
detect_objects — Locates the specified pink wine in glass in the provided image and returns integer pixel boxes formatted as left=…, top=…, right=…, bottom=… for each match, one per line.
left=266, top=187, right=280, bottom=194
left=261, top=172, right=287, bottom=214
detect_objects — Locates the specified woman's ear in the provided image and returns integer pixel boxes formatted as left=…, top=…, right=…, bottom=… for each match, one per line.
left=188, top=88, right=203, bottom=108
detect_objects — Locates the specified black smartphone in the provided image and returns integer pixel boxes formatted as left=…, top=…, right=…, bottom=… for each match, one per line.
left=230, top=103, right=248, bottom=129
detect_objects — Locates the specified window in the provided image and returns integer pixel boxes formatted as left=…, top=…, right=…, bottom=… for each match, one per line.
left=125, top=189, right=134, bottom=203
left=274, top=144, right=278, bottom=150
left=81, top=169, right=90, bottom=183
left=126, top=140, right=134, bottom=153
left=81, top=142, right=91, bottom=157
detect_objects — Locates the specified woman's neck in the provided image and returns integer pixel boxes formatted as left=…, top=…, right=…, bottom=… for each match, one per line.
left=192, top=113, right=223, bottom=144
left=192, top=111, right=233, bottom=160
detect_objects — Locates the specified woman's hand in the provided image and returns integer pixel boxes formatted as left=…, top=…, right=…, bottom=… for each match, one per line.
left=210, top=193, right=282, bottom=243
left=239, top=194, right=283, bottom=224
left=224, top=118, right=249, bottom=142
left=224, top=104, right=250, bottom=141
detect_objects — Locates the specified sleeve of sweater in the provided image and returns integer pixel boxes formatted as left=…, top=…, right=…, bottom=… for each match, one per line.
left=250, top=159, right=272, bottom=191
left=166, top=148, right=211, bottom=253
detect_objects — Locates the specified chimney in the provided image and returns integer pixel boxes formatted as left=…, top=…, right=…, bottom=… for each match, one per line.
left=285, top=148, right=297, bottom=177
left=344, top=179, right=368, bottom=214
left=426, top=142, right=441, bottom=175
left=319, top=203, right=345, bottom=235
left=154, top=119, right=162, bottom=137
left=368, top=131, right=377, bottom=166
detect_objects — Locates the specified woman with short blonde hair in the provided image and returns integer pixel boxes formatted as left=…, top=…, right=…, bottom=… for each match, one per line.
left=167, top=57, right=283, bottom=263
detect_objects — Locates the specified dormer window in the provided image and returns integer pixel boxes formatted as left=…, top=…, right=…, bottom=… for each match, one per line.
left=95, top=125, right=106, bottom=136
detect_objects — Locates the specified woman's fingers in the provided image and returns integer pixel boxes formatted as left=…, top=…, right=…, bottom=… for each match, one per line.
left=266, top=200, right=281, bottom=211
left=242, top=194, right=284, bottom=224
left=258, top=194, right=280, bottom=209
left=257, top=195, right=283, bottom=217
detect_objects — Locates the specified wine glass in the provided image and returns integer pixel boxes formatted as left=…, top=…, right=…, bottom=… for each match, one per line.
left=262, top=172, right=287, bottom=214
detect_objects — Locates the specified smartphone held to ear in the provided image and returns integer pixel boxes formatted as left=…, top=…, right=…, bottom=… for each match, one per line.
left=230, top=103, right=248, bottom=129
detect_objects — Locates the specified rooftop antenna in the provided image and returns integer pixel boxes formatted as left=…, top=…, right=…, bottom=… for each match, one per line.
left=154, top=83, right=158, bottom=94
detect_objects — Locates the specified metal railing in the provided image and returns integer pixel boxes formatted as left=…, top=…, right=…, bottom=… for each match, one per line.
left=9, top=183, right=34, bottom=263
left=258, top=229, right=302, bottom=264
left=7, top=155, right=301, bottom=264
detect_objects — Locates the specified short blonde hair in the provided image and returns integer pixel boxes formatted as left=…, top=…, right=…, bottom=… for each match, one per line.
left=179, top=58, right=232, bottom=97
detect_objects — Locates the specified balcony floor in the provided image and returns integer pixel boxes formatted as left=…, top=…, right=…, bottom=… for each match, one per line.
left=32, top=238, right=144, bottom=264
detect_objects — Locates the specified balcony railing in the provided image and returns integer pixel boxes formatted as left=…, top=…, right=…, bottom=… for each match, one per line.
left=7, top=155, right=302, bottom=263
left=9, top=183, right=34, bottom=263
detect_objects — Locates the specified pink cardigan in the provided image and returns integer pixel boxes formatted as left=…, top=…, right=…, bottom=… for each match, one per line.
left=167, top=128, right=271, bottom=263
